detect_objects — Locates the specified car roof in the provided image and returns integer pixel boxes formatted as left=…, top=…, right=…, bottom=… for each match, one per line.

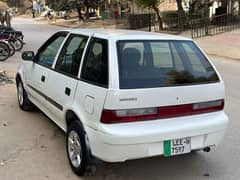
left=68, top=28, right=191, bottom=41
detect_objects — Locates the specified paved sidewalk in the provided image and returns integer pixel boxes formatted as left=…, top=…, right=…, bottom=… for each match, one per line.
left=194, top=29, right=240, bottom=60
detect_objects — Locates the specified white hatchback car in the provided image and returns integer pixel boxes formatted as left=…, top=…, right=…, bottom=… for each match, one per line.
left=16, top=29, right=228, bottom=176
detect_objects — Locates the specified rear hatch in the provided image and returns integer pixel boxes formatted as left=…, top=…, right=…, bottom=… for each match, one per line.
left=102, top=40, right=224, bottom=124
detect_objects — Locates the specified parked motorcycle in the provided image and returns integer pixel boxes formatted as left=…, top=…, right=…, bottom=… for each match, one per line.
left=0, top=25, right=24, bottom=38
left=0, top=33, right=16, bottom=56
left=0, top=25, right=24, bottom=61
left=0, top=31, right=24, bottom=61
left=0, top=41, right=10, bottom=61
left=0, top=27, right=24, bottom=51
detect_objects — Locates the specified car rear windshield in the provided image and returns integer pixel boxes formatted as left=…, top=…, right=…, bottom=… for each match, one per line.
left=117, top=40, right=219, bottom=89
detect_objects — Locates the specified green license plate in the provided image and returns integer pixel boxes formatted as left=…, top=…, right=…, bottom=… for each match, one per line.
left=164, top=137, right=191, bottom=157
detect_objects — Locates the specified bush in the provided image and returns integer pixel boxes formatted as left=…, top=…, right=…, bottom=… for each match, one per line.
left=161, top=11, right=178, bottom=19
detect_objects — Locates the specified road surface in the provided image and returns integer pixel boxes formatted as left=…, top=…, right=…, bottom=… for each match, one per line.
left=0, top=17, right=239, bottom=180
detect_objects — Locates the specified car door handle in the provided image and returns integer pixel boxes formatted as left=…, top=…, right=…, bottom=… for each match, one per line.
left=41, top=75, right=45, bottom=83
left=65, top=87, right=71, bottom=96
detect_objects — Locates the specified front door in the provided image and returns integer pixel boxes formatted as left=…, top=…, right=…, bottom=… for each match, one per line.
left=26, top=31, right=68, bottom=113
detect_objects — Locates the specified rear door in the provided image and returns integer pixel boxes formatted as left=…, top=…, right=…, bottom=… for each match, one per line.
left=74, top=37, right=109, bottom=129
left=45, top=34, right=89, bottom=126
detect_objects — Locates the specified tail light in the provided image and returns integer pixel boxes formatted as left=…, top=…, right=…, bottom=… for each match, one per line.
left=101, top=99, right=224, bottom=124
left=101, top=107, right=158, bottom=124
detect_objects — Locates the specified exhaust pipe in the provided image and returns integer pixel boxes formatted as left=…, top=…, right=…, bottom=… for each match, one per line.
left=203, top=147, right=211, bottom=152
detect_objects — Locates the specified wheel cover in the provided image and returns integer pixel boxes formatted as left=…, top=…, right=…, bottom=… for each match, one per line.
left=17, top=83, right=24, bottom=106
left=14, top=40, right=21, bottom=49
left=68, top=130, right=82, bottom=168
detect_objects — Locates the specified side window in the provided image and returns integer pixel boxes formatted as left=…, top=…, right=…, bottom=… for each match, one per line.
left=81, top=38, right=108, bottom=87
left=55, top=34, right=88, bottom=77
left=37, top=32, right=67, bottom=67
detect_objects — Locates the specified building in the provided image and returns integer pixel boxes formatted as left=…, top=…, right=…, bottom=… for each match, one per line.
left=159, top=0, right=239, bottom=16
left=160, top=0, right=177, bottom=11
left=160, top=0, right=190, bottom=12
left=210, top=0, right=239, bottom=16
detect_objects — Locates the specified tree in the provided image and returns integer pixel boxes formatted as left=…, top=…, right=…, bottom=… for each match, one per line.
left=6, top=0, right=20, bottom=7
left=136, top=0, right=163, bottom=30
left=176, top=0, right=184, bottom=17
left=176, top=0, right=185, bottom=29
left=189, top=0, right=205, bottom=17
left=46, top=0, right=67, bottom=11
left=46, top=0, right=101, bottom=21
left=188, top=0, right=214, bottom=17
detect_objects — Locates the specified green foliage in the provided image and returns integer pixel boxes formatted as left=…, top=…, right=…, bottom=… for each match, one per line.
left=136, top=0, right=163, bottom=30
left=45, top=0, right=101, bottom=11
left=4, top=0, right=21, bottom=7
left=161, top=11, right=178, bottom=19
left=45, top=0, right=68, bottom=11
left=136, top=0, right=162, bottom=9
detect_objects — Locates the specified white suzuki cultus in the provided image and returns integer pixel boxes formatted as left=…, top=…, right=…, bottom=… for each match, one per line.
left=16, top=29, right=228, bottom=176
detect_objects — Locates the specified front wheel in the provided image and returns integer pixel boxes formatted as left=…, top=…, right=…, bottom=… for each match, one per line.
left=66, top=121, right=90, bottom=176
left=16, top=78, right=34, bottom=111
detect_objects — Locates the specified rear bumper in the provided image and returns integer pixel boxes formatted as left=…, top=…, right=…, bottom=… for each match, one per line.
left=85, top=111, right=228, bottom=162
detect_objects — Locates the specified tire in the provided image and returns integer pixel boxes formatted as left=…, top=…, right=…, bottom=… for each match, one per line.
left=8, top=41, right=15, bottom=56
left=0, top=42, right=10, bottom=61
left=66, top=121, right=90, bottom=176
left=12, top=38, right=24, bottom=51
left=16, top=78, right=34, bottom=111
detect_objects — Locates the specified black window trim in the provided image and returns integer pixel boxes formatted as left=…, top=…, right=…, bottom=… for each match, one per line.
left=116, top=39, right=220, bottom=89
left=33, top=34, right=110, bottom=86
left=34, top=31, right=69, bottom=68
left=80, top=37, right=109, bottom=88
left=53, top=33, right=90, bottom=79
left=32, top=32, right=89, bottom=81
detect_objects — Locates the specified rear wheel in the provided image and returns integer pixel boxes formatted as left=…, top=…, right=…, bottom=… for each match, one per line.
left=12, top=38, right=24, bottom=51
left=66, top=121, right=90, bottom=176
left=0, top=42, right=10, bottom=61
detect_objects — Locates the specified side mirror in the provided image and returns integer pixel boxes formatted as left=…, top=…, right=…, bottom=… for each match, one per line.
left=22, top=51, right=35, bottom=61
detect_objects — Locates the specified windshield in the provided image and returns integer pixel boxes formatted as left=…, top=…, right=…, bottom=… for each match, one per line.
left=117, top=40, right=219, bottom=89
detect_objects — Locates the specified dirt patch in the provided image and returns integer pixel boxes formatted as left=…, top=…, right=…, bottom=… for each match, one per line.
left=0, top=70, right=14, bottom=85
left=0, top=2, right=8, bottom=10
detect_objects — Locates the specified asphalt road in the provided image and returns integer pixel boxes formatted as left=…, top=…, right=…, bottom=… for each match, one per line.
left=0, top=18, right=239, bottom=180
